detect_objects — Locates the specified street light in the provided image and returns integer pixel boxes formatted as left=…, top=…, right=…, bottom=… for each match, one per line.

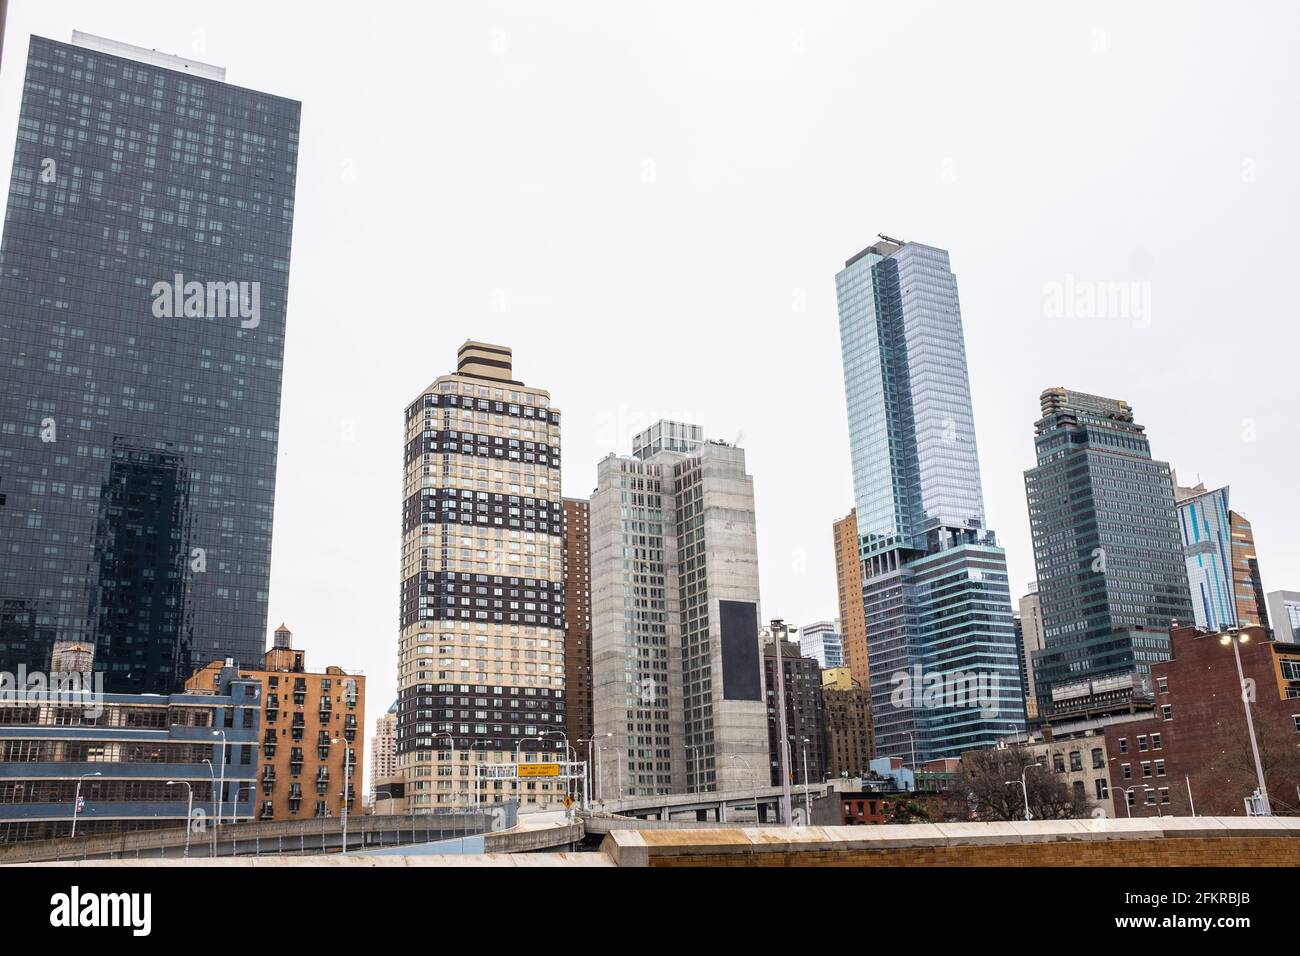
left=202, top=758, right=217, bottom=856
left=515, top=735, right=551, bottom=810
left=800, top=737, right=812, bottom=822
left=166, top=780, right=193, bottom=858
left=539, top=730, right=573, bottom=809
left=728, top=754, right=759, bottom=823
left=331, top=736, right=353, bottom=855
left=578, top=733, right=612, bottom=808
left=1004, top=762, right=1042, bottom=821
left=1220, top=630, right=1272, bottom=815
left=70, top=771, right=101, bottom=838
left=211, top=730, right=227, bottom=834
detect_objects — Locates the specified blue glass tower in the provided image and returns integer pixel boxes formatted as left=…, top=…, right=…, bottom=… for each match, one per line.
left=0, top=34, right=300, bottom=693
left=836, top=237, right=1023, bottom=763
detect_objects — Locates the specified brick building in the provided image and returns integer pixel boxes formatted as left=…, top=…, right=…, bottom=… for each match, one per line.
left=831, top=509, right=870, bottom=688
left=186, top=625, right=365, bottom=822
left=821, top=667, right=873, bottom=778
left=1102, top=624, right=1300, bottom=817
left=762, top=635, right=827, bottom=788
left=562, top=498, right=593, bottom=759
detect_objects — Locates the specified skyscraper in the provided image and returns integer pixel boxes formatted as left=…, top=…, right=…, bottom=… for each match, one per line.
left=590, top=420, right=768, bottom=796
left=1172, top=478, right=1269, bottom=631
left=835, top=237, right=1023, bottom=764
left=396, top=342, right=566, bottom=808
left=0, top=34, right=300, bottom=692
left=832, top=509, right=870, bottom=687
left=1024, top=389, right=1193, bottom=717
left=798, top=620, right=843, bottom=669
left=562, top=497, right=593, bottom=763
left=1016, top=587, right=1045, bottom=721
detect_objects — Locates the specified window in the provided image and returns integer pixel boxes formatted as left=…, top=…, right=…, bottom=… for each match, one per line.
left=1159, top=788, right=1170, bottom=805
left=1151, top=733, right=1161, bottom=751
left=1137, top=735, right=1148, bottom=752
left=1157, top=677, right=1168, bottom=694
left=1069, top=751, right=1082, bottom=772
left=1095, top=778, right=1109, bottom=799
left=1161, top=705, right=1173, bottom=721
left=1141, top=761, right=1152, bottom=779
left=1155, top=760, right=1166, bottom=777
left=1053, top=753, right=1065, bottom=772
left=1091, top=748, right=1104, bottom=769
left=1118, top=738, right=1128, bottom=754
left=1145, top=789, right=1157, bottom=805
left=1121, top=763, right=1132, bottom=780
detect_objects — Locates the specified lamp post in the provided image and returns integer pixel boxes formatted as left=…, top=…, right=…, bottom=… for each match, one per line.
left=578, top=733, right=612, bottom=809
left=1004, top=761, right=1042, bottom=821
left=1220, top=630, right=1272, bottom=815
left=166, top=780, right=194, bottom=858
left=70, top=771, right=101, bottom=838
left=728, top=754, right=759, bottom=823
left=331, top=736, right=353, bottom=854
left=432, top=731, right=459, bottom=806
left=800, top=736, right=812, bottom=822
left=539, top=730, right=573, bottom=808
left=515, top=736, right=549, bottom=810
left=211, top=730, right=227, bottom=835
left=769, top=619, right=793, bottom=825
left=469, top=740, right=493, bottom=807
left=905, top=731, right=917, bottom=790
left=202, top=758, right=216, bottom=856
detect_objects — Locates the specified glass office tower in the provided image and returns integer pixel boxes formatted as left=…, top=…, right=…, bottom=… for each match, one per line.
left=836, top=237, right=1023, bottom=764
left=0, top=34, right=300, bottom=692
left=1024, top=389, right=1193, bottom=717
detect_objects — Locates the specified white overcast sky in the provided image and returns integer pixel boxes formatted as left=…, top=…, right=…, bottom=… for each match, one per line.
left=4, top=3, right=1298, bottom=764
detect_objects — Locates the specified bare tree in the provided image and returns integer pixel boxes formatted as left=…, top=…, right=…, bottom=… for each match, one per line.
left=958, top=745, right=1089, bottom=821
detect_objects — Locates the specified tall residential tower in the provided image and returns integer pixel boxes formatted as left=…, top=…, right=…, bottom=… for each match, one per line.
left=1024, top=389, right=1193, bottom=717
left=835, top=237, right=1023, bottom=764
left=590, top=421, right=768, bottom=797
left=397, top=343, right=566, bottom=808
left=0, top=34, right=300, bottom=692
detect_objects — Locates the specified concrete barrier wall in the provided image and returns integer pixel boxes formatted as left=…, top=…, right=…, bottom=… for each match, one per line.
left=601, top=817, right=1300, bottom=867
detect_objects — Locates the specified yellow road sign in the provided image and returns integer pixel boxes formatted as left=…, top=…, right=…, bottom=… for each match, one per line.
left=518, top=763, right=561, bottom=778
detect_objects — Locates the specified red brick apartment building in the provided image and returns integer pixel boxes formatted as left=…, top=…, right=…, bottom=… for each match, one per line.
left=1103, top=624, right=1300, bottom=817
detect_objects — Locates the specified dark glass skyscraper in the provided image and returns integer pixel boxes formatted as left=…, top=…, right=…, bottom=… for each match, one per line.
left=1024, top=389, right=1193, bottom=717
left=836, top=237, right=1024, bottom=764
left=0, top=34, right=300, bottom=692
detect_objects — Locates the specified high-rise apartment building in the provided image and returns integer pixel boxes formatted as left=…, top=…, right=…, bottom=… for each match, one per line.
left=0, top=34, right=300, bottom=693
left=186, top=624, right=364, bottom=822
left=835, top=237, right=1023, bottom=764
left=1024, top=389, right=1193, bottom=717
left=821, top=667, right=874, bottom=778
left=1173, top=479, right=1268, bottom=631
left=832, top=509, right=870, bottom=687
left=370, top=703, right=398, bottom=804
left=1017, top=587, right=1045, bottom=721
left=799, top=620, right=843, bottom=669
left=590, top=421, right=768, bottom=796
left=1268, top=591, right=1300, bottom=643
left=396, top=343, right=566, bottom=808
left=762, top=633, right=828, bottom=789
left=562, top=498, right=593, bottom=760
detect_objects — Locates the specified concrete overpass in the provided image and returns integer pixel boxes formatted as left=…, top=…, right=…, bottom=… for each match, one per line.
left=587, top=784, right=820, bottom=825
left=25, top=817, right=1300, bottom=867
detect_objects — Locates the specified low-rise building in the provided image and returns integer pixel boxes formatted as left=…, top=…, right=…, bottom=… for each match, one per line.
left=763, top=633, right=827, bottom=788
left=186, top=625, right=365, bottom=822
left=821, top=667, right=873, bottom=778
left=1102, top=624, right=1300, bottom=817
left=0, top=663, right=260, bottom=844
